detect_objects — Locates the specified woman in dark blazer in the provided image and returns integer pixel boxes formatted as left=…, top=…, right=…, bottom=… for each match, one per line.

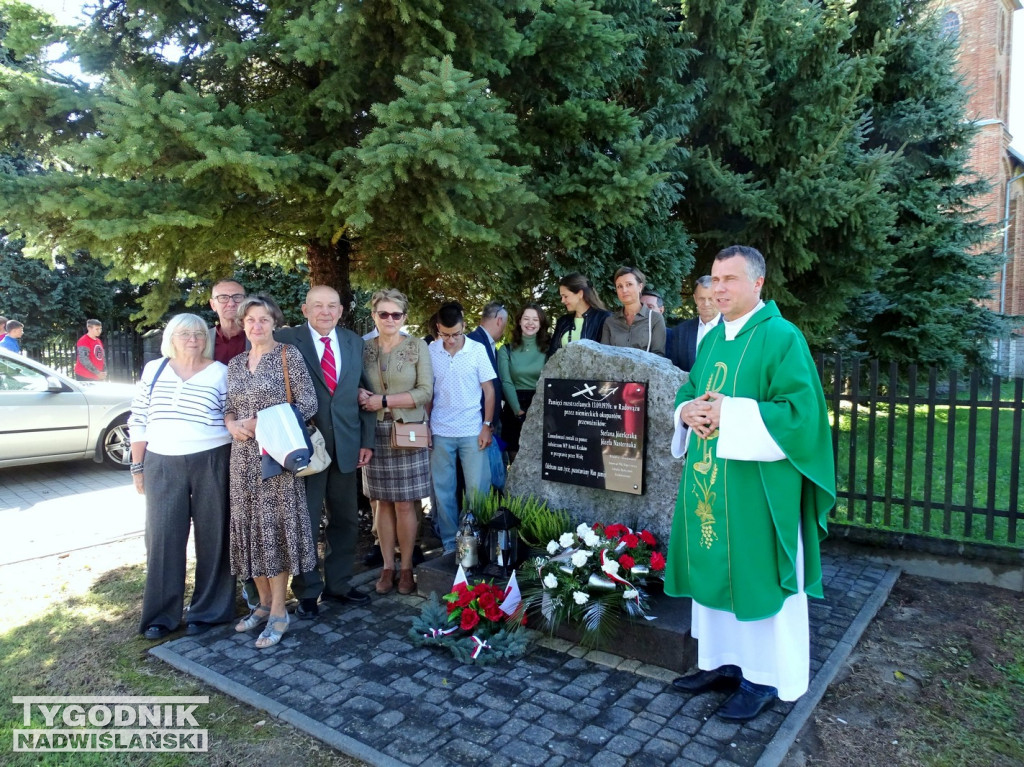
left=547, top=273, right=611, bottom=358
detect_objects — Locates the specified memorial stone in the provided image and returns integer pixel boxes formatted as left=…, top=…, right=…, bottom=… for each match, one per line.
left=506, top=340, right=687, bottom=544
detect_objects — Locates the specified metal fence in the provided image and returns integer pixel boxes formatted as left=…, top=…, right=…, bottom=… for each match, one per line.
left=818, top=354, right=1023, bottom=549
left=27, top=327, right=148, bottom=383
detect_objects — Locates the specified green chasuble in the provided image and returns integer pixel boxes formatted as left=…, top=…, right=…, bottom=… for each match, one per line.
left=664, top=301, right=836, bottom=621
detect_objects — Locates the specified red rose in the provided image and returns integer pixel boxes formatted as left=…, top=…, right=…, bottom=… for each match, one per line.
left=460, top=609, right=480, bottom=631
left=478, top=591, right=497, bottom=609
left=650, top=551, right=666, bottom=571
left=484, top=605, right=504, bottom=623
left=618, top=554, right=636, bottom=570
left=457, top=590, right=474, bottom=607
left=622, top=534, right=639, bottom=549
left=639, top=530, right=656, bottom=546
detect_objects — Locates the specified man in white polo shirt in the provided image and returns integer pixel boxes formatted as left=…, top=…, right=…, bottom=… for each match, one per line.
left=428, top=301, right=498, bottom=554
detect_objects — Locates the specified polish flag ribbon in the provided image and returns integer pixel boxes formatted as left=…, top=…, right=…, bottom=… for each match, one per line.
left=470, top=635, right=491, bottom=659
left=425, top=626, right=460, bottom=639
left=600, top=549, right=641, bottom=605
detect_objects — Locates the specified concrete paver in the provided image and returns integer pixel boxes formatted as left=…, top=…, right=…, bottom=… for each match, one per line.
left=152, top=551, right=898, bottom=767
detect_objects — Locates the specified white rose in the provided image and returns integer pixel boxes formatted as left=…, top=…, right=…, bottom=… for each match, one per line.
left=622, top=589, right=639, bottom=600
left=602, top=558, right=620, bottom=576
left=573, top=591, right=589, bottom=605
left=576, top=522, right=591, bottom=537
left=558, top=532, right=575, bottom=548
left=571, top=550, right=589, bottom=568
left=543, top=573, right=559, bottom=589
left=583, top=531, right=600, bottom=547
left=546, top=540, right=559, bottom=555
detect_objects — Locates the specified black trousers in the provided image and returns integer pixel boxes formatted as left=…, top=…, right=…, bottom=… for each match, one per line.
left=139, top=444, right=235, bottom=631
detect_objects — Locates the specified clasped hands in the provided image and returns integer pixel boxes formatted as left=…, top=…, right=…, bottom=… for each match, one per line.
left=680, top=391, right=725, bottom=439
left=229, top=416, right=257, bottom=442
left=358, top=387, right=384, bottom=412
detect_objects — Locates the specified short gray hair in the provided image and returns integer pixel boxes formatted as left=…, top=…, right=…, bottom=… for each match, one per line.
left=161, top=314, right=213, bottom=359
left=481, top=302, right=507, bottom=322
left=237, top=294, right=285, bottom=328
left=714, top=245, right=765, bottom=282
left=694, top=275, right=712, bottom=291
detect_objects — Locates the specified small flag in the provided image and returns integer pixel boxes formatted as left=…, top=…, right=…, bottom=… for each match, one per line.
left=452, top=564, right=469, bottom=589
left=500, top=570, right=521, bottom=615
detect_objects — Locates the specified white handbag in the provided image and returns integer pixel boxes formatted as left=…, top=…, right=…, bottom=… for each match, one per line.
left=282, top=346, right=331, bottom=476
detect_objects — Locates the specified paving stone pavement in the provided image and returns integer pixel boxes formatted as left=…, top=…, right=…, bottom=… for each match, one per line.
left=152, top=548, right=900, bottom=767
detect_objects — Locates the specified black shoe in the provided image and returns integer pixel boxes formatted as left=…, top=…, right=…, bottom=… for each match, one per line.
left=294, top=598, right=320, bottom=618
left=716, top=687, right=777, bottom=721
left=412, top=545, right=425, bottom=566
left=142, top=625, right=170, bottom=640
left=362, top=545, right=384, bottom=567
left=671, top=669, right=741, bottom=695
left=184, top=622, right=215, bottom=636
left=321, top=588, right=371, bottom=606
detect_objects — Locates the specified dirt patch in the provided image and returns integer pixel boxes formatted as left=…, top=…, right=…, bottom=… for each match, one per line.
left=784, top=574, right=1024, bottom=767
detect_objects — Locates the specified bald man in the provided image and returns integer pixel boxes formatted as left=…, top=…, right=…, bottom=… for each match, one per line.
left=274, top=286, right=375, bottom=616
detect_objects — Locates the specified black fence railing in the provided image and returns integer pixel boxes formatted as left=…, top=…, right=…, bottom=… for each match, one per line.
left=817, top=354, right=1023, bottom=550
left=26, top=328, right=148, bottom=384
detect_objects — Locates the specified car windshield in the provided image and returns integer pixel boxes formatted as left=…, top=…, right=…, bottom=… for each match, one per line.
left=0, top=356, right=51, bottom=392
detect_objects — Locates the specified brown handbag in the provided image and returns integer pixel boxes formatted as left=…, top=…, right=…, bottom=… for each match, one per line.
left=390, top=421, right=430, bottom=449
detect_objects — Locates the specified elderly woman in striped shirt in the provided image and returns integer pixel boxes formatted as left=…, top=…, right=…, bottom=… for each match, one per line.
left=130, top=313, right=235, bottom=640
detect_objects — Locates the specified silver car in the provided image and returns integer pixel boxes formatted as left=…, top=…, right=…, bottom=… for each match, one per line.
left=0, top=348, right=137, bottom=469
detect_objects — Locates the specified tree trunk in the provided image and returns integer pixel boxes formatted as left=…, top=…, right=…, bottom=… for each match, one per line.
left=306, top=237, right=353, bottom=323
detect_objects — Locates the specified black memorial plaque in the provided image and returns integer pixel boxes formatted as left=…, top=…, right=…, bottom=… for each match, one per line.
left=542, top=378, right=647, bottom=494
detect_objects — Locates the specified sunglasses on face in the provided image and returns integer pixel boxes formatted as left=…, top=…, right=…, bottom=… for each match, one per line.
left=376, top=311, right=406, bottom=321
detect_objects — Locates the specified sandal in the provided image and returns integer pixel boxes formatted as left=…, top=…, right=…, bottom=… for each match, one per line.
left=375, top=568, right=395, bottom=595
left=255, top=612, right=289, bottom=649
left=235, top=604, right=271, bottom=633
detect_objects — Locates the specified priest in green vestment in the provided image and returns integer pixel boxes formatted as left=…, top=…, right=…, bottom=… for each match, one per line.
left=665, top=245, right=836, bottom=722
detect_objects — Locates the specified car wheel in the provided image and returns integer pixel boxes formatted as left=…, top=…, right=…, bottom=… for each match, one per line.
left=102, top=414, right=131, bottom=469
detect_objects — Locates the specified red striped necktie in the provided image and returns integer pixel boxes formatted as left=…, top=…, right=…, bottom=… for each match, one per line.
left=320, top=337, right=337, bottom=394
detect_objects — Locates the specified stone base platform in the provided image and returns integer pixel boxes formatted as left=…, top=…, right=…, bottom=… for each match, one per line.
left=416, top=552, right=696, bottom=673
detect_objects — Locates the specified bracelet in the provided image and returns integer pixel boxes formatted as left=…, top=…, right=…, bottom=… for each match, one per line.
left=130, top=462, right=144, bottom=475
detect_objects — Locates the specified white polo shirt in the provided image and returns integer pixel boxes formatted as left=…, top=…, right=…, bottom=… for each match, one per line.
left=429, top=337, right=496, bottom=438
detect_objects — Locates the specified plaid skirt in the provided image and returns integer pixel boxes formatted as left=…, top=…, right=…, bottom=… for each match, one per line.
left=362, top=421, right=432, bottom=502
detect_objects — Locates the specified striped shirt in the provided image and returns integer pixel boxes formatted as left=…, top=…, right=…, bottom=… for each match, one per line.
left=128, top=359, right=231, bottom=456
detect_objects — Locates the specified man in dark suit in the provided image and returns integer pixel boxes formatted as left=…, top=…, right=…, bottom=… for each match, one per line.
left=467, top=302, right=508, bottom=490
left=666, top=276, right=720, bottom=373
left=275, top=285, right=375, bottom=616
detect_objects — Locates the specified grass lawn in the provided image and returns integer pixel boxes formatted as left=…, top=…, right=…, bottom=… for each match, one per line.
left=0, top=538, right=361, bottom=766
left=830, top=396, right=1023, bottom=548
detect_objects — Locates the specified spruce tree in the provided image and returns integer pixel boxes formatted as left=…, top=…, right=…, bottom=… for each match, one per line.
left=677, top=0, right=895, bottom=343
left=841, top=0, right=1006, bottom=367
left=0, top=0, right=694, bottom=322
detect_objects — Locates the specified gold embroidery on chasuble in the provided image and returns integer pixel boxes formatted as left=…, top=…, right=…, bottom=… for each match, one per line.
left=688, top=328, right=760, bottom=550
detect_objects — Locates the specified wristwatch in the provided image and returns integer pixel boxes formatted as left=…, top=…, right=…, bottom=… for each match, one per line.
left=482, top=420, right=492, bottom=427
left=382, top=395, right=388, bottom=408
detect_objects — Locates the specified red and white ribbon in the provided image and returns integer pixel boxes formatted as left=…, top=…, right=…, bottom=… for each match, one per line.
left=470, top=635, right=491, bottom=659
left=600, top=549, right=641, bottom=605
left=424, top=626, right=460, bottom=639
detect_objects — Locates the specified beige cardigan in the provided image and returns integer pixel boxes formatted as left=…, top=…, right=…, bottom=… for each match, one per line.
left=362, top=335, right=433, bottom=422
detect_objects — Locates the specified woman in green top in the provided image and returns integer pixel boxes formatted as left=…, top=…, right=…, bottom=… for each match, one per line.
left=498, top=305, right=549, bottom=462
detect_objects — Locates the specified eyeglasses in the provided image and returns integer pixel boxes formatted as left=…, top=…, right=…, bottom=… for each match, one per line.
left=212, top=293, right=246, bottom=304
left=437, top=330, right=463, bottom=340
left=173, top=331, right=207, bottom=340
left=376, top=311, right=406, bottom=321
